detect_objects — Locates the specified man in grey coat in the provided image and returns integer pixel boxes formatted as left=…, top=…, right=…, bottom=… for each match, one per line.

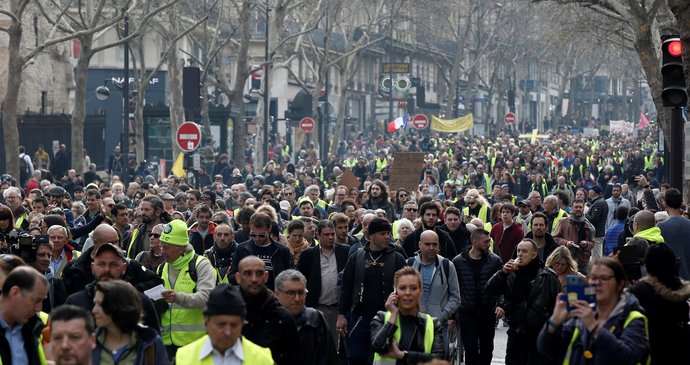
left=406, top=230, right=461, bottom=357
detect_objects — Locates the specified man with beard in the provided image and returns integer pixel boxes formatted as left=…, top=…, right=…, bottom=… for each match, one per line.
left=64, top=243, right=160, bottom=330
left=525, top=212, right=559, bottom=267
left=203, top=223, right=237, bottom=283
left=337, top=218, right=406, bottom=364
left=49, top=305, right=97, bottom=365
left=605, top=183, right=630, bottom=230
left=402, top=202, right=457, bottom=259
left=188, top=204, right=216, bottom=255
left=552, top=199, right=595, bottom=273
left=452, top=229, right=503, bottom=365
left=486, top=239, right=561, bottom=365
left=236, top=256, right=298, bottom=365
left=362, top=179, right=396, bottom=222
left=125, top=195, right=171, bottom=259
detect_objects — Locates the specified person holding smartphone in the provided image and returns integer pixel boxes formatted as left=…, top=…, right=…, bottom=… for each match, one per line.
left=538, top=257, right=650, bottom=365
left=371, top=267, right=444, bottom=364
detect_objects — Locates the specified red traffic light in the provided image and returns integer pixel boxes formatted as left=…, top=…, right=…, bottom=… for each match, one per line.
left=668, top=40, right=683, bottom=57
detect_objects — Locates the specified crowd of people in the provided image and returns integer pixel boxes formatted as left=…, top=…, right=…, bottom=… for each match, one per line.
left=0, top=127, right=689, bottom=365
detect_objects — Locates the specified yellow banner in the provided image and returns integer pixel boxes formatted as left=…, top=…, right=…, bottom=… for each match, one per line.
left=430, top=114, right=473, bottom=133
left=171, top=152, right=186, bottom=178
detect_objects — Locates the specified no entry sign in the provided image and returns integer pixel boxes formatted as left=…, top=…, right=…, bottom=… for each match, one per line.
left=300, top=117, right=315, bottom=133
left=412, top=114, right=428, bottom=130
left=176, top=121, right=202, bottom=152
left=504, top=112, right=516, bottom=125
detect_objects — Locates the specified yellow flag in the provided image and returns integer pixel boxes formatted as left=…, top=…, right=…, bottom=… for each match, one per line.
left=430, top=114, right=473, bottom=133
left=171, top=152, right=186, bottom=178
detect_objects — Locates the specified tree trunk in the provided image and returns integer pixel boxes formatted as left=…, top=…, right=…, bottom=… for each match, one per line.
left=71, top=35, right=94, bottom=173
left=230, top=0, right=252, bottom=167
left=3, top=20, right=23, bottom=180
left=167, top=45, right=185, bottom=161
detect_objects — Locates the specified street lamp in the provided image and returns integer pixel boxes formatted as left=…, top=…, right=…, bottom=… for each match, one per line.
left=95, top=15, right=130, bottom=184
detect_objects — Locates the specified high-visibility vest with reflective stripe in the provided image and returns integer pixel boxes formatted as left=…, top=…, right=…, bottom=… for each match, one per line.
left=376, top=158, right=388, bottom=172
left=373, top=311, right=434, bottom=365
left=15, top=212, right=27, bottom=229
left=463, top=204, right=489, bottom=225
left=644, top=153, right=655, bottom=171
left=175, top=335, right=273, bottom=365
left=126, top=228, right=140, bottom=258
left=562, top=310, right=649, bottom=365
left=160, top=255, right=208, bottom=347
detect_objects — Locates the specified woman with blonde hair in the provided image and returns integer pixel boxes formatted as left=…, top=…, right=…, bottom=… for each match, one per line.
left=545, top=246, right=585, bottom=290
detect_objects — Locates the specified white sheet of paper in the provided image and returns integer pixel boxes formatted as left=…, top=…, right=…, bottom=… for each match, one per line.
left=144, top=284, right=165, bottom=301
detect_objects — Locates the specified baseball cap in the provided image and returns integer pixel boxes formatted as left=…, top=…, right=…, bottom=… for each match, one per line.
left=93, top=243, right=126, bottom=260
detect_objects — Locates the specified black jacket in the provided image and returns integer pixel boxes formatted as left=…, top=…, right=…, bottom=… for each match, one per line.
left=402, top=226, right=457, bottom=259
left=628, top=276, right=690, bottom=365
left=65, top=282, right=161, bottom=332
left=62, top=246, right=163, bottom=295
left=0, top=314, right=44, bottom=365
left=242, top=287, right=299, bottom=365
left=229, top=239, right=291, bottom=290
left=438, top=223, right=471, bottom=255
left=452, top=249, right=503, bottom=317
left=363, top=197, right=396, bottom=222
left=486, top=260, right=560, bottom=334
left=296, top=243, right=349, bottom=308
left=371, top=311, right=445, bottom=364
left=294, top=307, right=338, bottom=365
left=524, top=231, right=559, bottom=267
left=586, top=195, right=608, bottom=237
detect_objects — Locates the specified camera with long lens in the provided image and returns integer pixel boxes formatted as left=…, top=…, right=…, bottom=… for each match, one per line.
left=6, top=231, right=49, bottom=264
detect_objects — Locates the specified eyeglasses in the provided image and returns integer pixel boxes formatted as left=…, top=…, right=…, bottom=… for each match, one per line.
left=399, top=193, right=408, bottom=197
left=149, top=233, right=161, bottom=239
left=277, top=289, right=308, bottom=298
left=283, top=192, right=294, bottom=196
left=589, top=274, right=615, bottom=283
left=213, top=220, right=225, bottom=225
left=405, top=208, right=418, bottom=212
left=249, top=232, right=268, bottom=238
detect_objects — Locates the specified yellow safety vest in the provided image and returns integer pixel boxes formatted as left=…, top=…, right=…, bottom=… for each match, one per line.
left=175, top=335, right=273, bottom=365
left=463, top=205, right=490, bottom=225
left=160, top=255, right=208, bottom=347
left=644, top=153, right=655, bottom=171
left=376, top=158, right=388, bottom=173
left=15, top=212, right=27, bottom=229
left=562, top=310, right=649, bottom=365
left=126, top=228, right=140, bottom=259
left=373, top=311, right=434, bottom=365
left=550, top=209, right=568, bottom=233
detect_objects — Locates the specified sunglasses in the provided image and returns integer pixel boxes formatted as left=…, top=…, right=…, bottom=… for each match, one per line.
left=249, top=232, right=268, bottom=238
left=149, top=233, right=161, bottom=239
left=405, top=208, right=418, bottom=212
left=213, top=220, right=225, bottom=225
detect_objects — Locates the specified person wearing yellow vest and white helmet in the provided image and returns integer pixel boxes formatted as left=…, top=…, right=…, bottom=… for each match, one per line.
left=159, top=219, right=217, bottom=360
left=175, top=284, right=273, bottom=365
left=371, top=266, right=444, bottom=364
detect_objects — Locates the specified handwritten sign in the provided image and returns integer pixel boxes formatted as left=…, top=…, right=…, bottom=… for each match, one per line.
left=389, top=152, right=425, bottom=192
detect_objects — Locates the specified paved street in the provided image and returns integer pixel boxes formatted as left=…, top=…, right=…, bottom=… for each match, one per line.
left=492, top=326, right=508, bottom=365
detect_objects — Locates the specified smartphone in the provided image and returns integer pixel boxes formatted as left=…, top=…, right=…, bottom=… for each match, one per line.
left=565, top=275, right=596, bottom=311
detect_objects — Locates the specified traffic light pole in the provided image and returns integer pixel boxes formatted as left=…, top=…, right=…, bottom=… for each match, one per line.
left=669, top=107, right=684, bottom=190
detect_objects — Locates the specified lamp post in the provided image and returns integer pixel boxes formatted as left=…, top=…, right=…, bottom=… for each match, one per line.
left=263, top=3, right=271, bottom=165
left=95, top=15, right=130, bottom=184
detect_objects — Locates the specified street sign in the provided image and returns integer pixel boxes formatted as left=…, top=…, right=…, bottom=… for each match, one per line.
left=176, top=121, right=202, bottom=152
left=412, top=114, right=428, bottom=130
left=382, top=63, right=411, bottom=74
left=300, top=117, right=315, bottom=133
left=504, top=112, right=516, bottom=125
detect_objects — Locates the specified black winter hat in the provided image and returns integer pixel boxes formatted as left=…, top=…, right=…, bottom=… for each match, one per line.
left=368, top=217, right=392, bottom=235
left=204, top=284, right=246, bottom=317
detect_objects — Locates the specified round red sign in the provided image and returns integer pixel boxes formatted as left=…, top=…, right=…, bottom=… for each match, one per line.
left=176, top=122, right=202, bottom=152
left=300, top=117, right=315, bottom=133
left=504, top=112, right=516, bottom=125
left=412, top=114, right=428, bottom=130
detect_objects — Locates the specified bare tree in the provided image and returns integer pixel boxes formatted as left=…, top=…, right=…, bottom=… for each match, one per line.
left=0, top=0, right=82, bottom=179
left=36, top=0, right=178, bottom=172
